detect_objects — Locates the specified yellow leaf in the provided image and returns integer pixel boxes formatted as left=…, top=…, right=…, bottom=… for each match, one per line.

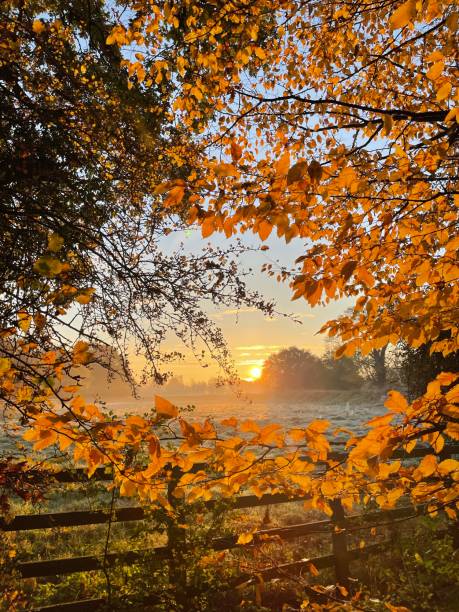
left=33, top=429, right=57, bottom=451
left=237, top=532, right=254, bottom=545
left=308, top=419, right=330, bottom=433
left=0, top=358, right=11, bottom=375
left=431, top=434, right=444, bottom=454
left=176, top=56, right=186, bottom=76
left=386, top=604, right=411, bottom=612
left=386, top=487, right=404, bottom=506
left=307, top=159, right=323, bottom=183
left=155, top=395, right=178, bottom=418
left=437, top=458, right=459, bottom=477
left=201, top=217, right=215, bottom=238
left=340, top=259, right=358, bottom=281
left=444, top=107, right=459, bottom=123
left=389, top=0, right=416, bottom=29
left=190, top=86, right=203, bottom=100
left=148, top=436, right=161, bottom=460
left=18, top=311, right=32, bottom=333
left=120, top=477, right=137, bottom=497
left=356, top=266, right=374, bottom=288
left=445, top=507, right=456, bottom=520
left=366, top=413, right=394, bottom=428
left=289, top=428, right=305, bottom=442
left=240, top=419, right=260, bottom=433
left=126, top=415, right=147, bottom=428
left=59, top=434, right=73, bottom=452
left=153, top=182, right=170, bottom=195
left=34, top=312, right=46, bottom=331
left=435, top=372, right=459, bottom=386
left=383, top=114, right=393, bottom=134
left=321, top=480, right=340, bottom=496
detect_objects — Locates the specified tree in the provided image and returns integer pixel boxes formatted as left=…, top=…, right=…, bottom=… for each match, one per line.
left=0, top=0, right=274, bottom=502
left=261, top=347, right=328, bottom=390
left=111, top=0, right=457, bottom=358
left=1, top=0, right=275, bottom=385
left=322, top=345, right=363, bottom=390
left=1, top=3, right=458, bottom=599
left=262, top=345, right=363, bottom=390
left=101, top=0, right=459, bottom=519
left=395, top=333, right=459, bottom=399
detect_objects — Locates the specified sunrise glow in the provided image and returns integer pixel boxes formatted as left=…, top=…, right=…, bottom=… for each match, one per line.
left=248, top=366, right=262, bottom=380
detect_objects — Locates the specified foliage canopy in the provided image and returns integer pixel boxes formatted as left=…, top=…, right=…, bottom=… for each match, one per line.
left=0, top=2, right=458, bottom=605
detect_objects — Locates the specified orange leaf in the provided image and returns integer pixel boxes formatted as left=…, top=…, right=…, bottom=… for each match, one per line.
left=385, top=390, right=409, bottom=413
left=426, top=61, right=444, bottom=81
left=214, top=163, right=239, bottom=178
left=155, top=395, right=178, bottom=418
left=72, top=340, right=92, bottom=365
left=275, top=151, right=290, bottom=178
left=308, top=562, right=319, bottom=576
left=201, top=217, right=215, bottom=238
left=436, top=82, right=452, bottom=101
left=258, top=220, right=273, bottom=241
left=340, top=260, right=358, bottom=281
left=366, top=413, right=394, bottom=428
left=32, top=20, right=46, bottom=34
left=164, top=186, right=185, bottom=207
left=413, top=454, right=437, bottom=481
left=389, top=0, right=416, bottom=29
left=230, top=140, right=243, bottom=162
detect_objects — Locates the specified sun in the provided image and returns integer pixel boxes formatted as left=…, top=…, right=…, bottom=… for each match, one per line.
left=248, top=366, right=262, bottom=380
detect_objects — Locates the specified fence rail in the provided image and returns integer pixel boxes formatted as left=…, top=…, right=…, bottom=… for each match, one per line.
left=3, top=444, right=458, bottom=611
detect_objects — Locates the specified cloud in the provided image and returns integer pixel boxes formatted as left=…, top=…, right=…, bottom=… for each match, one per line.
left=212, top=307, right=259, bottom=320
left=235, top=344, right=282, bottom=352
left=263, top=312, right=315, bottom=323
left=236, top=358, right=265, bottom=366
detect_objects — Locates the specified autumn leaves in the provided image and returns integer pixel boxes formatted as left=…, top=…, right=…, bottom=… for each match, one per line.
left=2, top=0, right=458, bottom=532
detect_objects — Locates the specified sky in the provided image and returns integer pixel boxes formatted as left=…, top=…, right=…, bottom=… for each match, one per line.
left=144, top=226, right=351, bottom=383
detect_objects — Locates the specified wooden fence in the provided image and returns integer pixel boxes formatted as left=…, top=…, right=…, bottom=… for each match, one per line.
left=3, top=444, right=458, bottom=611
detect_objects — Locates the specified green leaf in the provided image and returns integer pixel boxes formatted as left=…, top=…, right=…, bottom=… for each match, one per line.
left=33, top=256, right=63, bottom=278
left=47, top=233, right=64, bottom=252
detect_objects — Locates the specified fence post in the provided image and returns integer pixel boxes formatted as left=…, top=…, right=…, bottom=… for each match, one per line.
left=166, top=466, right=187, bottom=607
left=330, top=498, right=350, bottom=592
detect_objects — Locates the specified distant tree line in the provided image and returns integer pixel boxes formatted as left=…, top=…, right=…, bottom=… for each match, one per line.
left=261, top=341, right=459, bottom=395
left=260, top=346, right=362, bottom=391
